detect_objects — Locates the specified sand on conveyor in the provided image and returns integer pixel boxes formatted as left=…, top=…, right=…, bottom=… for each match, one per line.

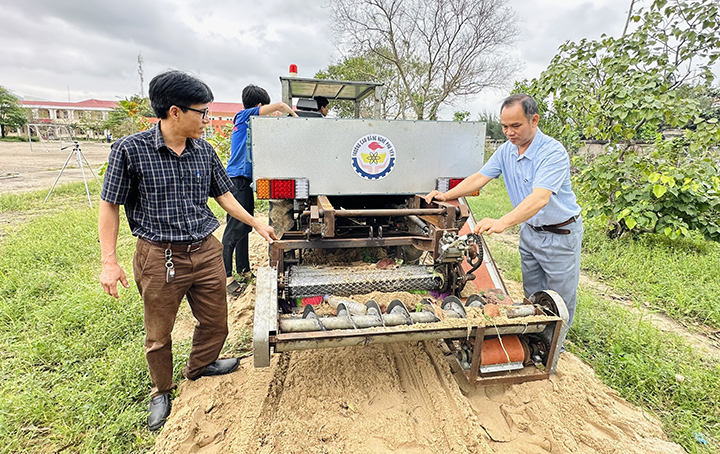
left=153, top=223, right=684, bottom=454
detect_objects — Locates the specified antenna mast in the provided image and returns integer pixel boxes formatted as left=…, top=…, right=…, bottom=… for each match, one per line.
left=138, top=53, right=145, bottom=97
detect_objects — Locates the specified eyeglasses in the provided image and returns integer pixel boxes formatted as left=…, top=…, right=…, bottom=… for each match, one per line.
left=177, top=105, right=210, bottom=119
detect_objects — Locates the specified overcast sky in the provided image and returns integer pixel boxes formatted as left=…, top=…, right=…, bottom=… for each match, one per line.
left=1, top=0, right=635, bottom=119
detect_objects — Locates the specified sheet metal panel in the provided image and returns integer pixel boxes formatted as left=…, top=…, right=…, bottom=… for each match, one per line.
left=250, top=117, right=486, bottom=196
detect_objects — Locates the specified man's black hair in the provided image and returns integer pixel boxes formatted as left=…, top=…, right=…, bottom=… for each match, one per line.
left=501, top=93, right=539, bottom=122
left=148, top=70, right=214, bottom=119
left=314, top=96, right=329, bottom=109
left=242, top=85, right=271, bottom=109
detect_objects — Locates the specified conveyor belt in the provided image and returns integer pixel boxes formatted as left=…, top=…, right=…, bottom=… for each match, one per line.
left=285, top=265, right=443, bottom=298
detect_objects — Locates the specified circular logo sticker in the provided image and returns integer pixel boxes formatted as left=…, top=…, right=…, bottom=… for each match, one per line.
left=351, top=134, right=396, bottom=180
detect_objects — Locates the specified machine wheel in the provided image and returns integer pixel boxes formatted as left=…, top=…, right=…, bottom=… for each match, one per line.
left=529, top=290, right=569, bottom=373
left=269, top=200, right=295, bottom=238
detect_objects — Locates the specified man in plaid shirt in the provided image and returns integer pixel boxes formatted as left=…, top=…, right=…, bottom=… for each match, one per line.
left=98, top=70, right=276, bottom=431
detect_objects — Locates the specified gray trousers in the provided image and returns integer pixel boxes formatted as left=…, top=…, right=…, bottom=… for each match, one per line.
left=519, top=217, right=583, bottom=332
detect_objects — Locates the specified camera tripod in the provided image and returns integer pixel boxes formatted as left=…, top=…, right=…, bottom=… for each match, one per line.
left=44, top=141, right=100, bottom=207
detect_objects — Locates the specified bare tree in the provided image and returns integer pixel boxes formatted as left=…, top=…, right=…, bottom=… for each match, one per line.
left=329, top=0, right=520, bottom=120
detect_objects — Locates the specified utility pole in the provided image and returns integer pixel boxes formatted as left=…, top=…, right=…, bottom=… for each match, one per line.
left=138, top=53, right=145, bottom=98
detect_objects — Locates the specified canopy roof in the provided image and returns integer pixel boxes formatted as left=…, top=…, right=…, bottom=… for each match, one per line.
left=279, top=77, right=383, bottom=103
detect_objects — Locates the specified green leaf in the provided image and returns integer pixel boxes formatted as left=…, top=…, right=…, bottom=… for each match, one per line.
left=653, top=185, right=667, bottom=198
left=625, top=217, right=637, bottom=230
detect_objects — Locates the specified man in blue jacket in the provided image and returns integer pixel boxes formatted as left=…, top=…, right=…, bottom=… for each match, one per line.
left=223, top=85, right=296, bottom=296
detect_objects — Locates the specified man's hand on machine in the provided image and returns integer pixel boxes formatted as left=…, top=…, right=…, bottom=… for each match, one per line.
left=254, top=223, right=278, bottom=243
left=474, top=218, right=508, bottom=235
left=423, top=190, right=447, bottom=204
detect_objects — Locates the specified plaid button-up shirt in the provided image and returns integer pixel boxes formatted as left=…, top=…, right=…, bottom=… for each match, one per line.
left=101, top=124, right=233, bottom=242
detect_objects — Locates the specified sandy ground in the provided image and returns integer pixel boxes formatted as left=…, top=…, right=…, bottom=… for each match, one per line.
left=0, top=142, right=685, bottom=453
left=154, top=222, right=685, bottom=454
left=0, top=140, right=110, bottom=195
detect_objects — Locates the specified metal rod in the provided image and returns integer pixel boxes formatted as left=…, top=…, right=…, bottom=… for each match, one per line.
left=275, top=328, right=471, bottom=352
left=301, top=207, right=450, bottom=218
left=273, top=236, right=432, bottom=250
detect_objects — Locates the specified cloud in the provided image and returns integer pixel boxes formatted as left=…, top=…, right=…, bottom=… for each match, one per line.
left=441, top=0, right=630, bottom=120
left=1, top=0, right=636, bottom=120
left=0, top=0, right=335, bottom=103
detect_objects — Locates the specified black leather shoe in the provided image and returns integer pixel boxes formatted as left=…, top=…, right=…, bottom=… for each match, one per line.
left=147, top=393, right=171, bottom=431
left=190, top=358, right=240, bottom=380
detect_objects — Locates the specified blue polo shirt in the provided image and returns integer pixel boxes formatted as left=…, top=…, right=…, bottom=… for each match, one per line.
left=479, top=128, right=580, bottom=227
left=227, top=106, right=261, bottom=179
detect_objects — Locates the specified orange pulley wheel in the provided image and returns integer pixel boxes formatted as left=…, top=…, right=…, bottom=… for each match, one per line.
left=480, top=335, right=527, bottom=366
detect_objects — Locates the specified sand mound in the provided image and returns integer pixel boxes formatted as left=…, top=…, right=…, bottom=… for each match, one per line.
left=153, top=225, right=684, bottom=454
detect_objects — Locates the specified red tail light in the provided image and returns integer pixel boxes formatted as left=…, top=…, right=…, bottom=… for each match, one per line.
left=437, top=177, right=480, bottom=197
left=256, top=178, right=309, bottom=199
left=271, top=179, right=295, bottom=199
left=449, top=178, right=464, bottom=190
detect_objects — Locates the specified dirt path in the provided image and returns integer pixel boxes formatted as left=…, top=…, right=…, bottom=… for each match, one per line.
left=0, top=140, right=110, bottom=195
left=155, top=221, right=685, bottom=454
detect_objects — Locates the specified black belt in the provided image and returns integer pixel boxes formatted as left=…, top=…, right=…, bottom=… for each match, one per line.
left=142, top=236, right=209, bottom=253
left=529, top=215, right=579, bottom=235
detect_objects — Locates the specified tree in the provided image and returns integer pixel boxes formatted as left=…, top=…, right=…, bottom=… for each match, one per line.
left=523, top=0, right=720, bottom=151
left=452, top=110, right=471, bottom=122
left=315, top=52, right=405, bottom=118
left=0, top=87, right=28, bottom=138
left=452, top=110, right=505, bottom=141
left=105, top=95, right=153, bottom=137
left=329, top=0, right=520, bottom=120
left=522, top=0, right=720, bottom=241
left=477, top=111, right=505, bottom=140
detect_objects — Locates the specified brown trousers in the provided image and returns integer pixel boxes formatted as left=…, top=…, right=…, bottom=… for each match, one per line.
left=133, top=235, right=228, bottom=397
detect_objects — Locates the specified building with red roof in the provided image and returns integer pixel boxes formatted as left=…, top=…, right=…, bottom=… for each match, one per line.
left=17, top=99, right=244, bottom=135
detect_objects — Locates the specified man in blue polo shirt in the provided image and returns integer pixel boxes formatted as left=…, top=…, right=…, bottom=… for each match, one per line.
left=424, top=93, right=582, bottom=345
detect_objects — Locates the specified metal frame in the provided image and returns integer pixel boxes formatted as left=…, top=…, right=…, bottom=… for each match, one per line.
left=266, top=310, right=563, bottom=387
left=280, top=77, right=384, bottom=119
left=462, top=319, right=563, bottom=386
left=27, top=124, right=74, bottom=152
left=254, top=190, right=568, bottom=385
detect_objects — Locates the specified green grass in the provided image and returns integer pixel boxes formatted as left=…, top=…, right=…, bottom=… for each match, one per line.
left=0, top=182, right=257, bottom=453
left=571, top=289, right=720, bottom=453
left=465, top=176, right=514, bottom=220
left=0, top=181, right=102, bottom=211
left=0, top=204, right=152, bottom=453
left=0, top=136, right=37, bottom=142
left=581, top=218, right=720, bottom=329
